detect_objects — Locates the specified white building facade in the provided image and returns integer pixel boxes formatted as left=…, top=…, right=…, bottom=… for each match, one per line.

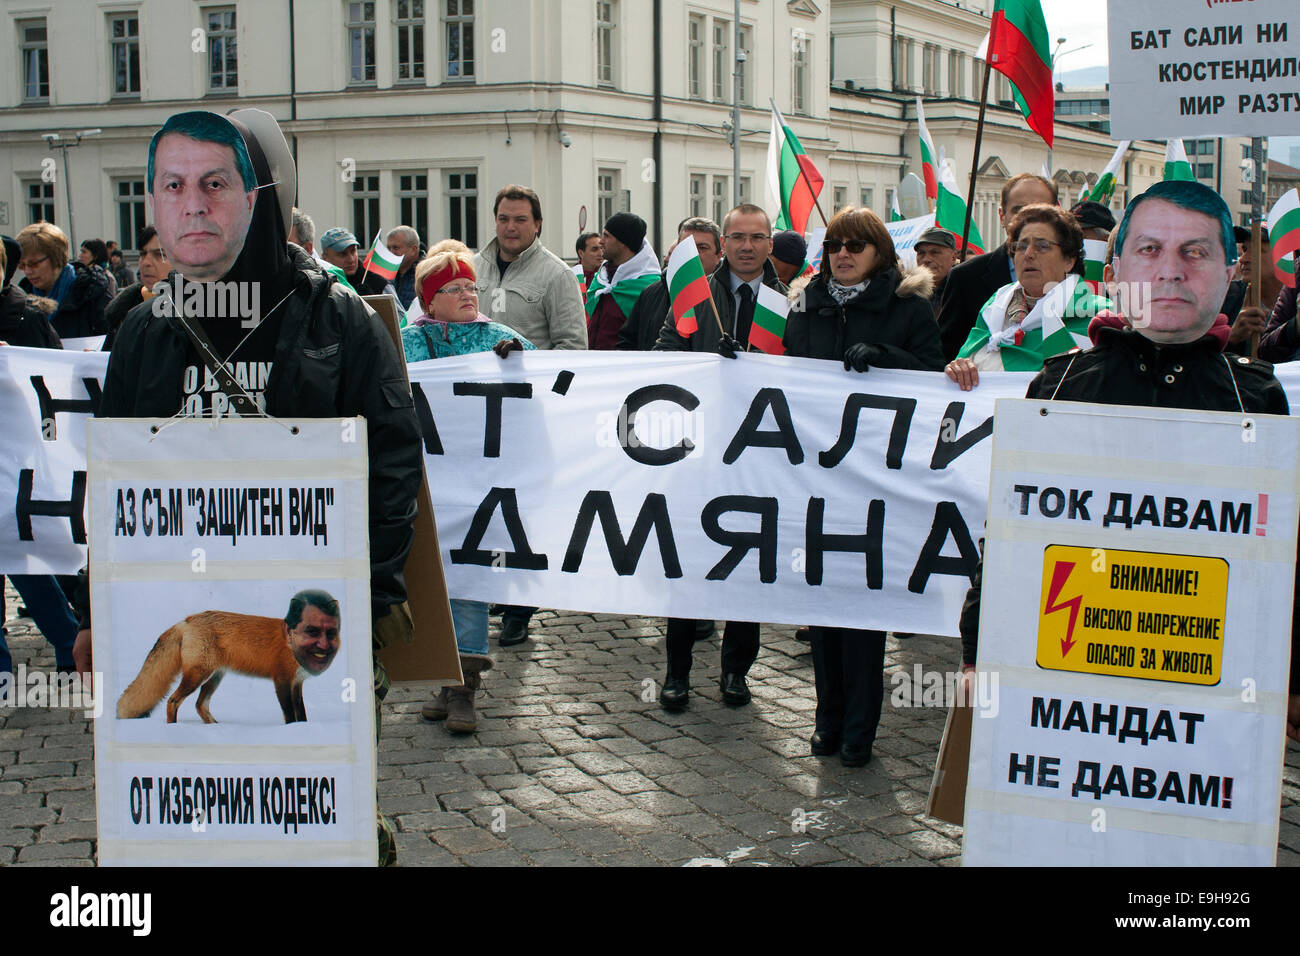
left=2, top=0, right=1158, bottom=264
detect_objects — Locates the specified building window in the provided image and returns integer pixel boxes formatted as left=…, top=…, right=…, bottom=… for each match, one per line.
left=395, top=0, right=425, bottom=83
left=206, top=7, right=237, bottom=92
left=739, top=176, right=752, bottom=204
left=885, top=187, right=896, bottom=219
left=596, top=1, right=616, bottom=87
left=352, top=173, right=381, bottom=245
left=689, top=173, right=706, bottom=218
left=860, top=187, right=874, bottom=210
left=712, top=19, right=729, bottom=101
left=110, top=14, right=141, bottom=96
left=444, top=0, right=474, bottom=80
left=737, top=24, right=752, bottom=106
left=19, top=19, right=49, bottom=102
left=712, top=175, right=729, bottom=226
left=1241, top=190, right=1253, bottom=205
left=26, top=181, right=55, bottom=224
left=397, top=172, right=429, bottom=245
left=1196, top=163, right=1213, bottom=179
left=792, top=36, right=809, bottom=113
left=446, top=169, right=478, bottom=247
left=948, top=50, right=964, bottom=99
left=833, top=185, right=847, bottom=212
left=114, top=179, right=147, bottom=251
left=688, top=14, right=704, bottom=99
left=347, top=1, right=376, bottom=84
left=598, top=168, right=621, bottom=227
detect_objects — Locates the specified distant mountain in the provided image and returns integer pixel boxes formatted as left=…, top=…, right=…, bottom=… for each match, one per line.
left=1057, top=65, right=1109, bottom=88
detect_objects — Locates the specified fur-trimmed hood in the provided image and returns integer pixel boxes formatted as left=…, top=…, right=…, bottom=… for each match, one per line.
left=787, top=262, right=934, bottom=303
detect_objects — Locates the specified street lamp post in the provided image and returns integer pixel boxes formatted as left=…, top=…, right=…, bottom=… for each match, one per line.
left=40, top=128, right=101, bottom=242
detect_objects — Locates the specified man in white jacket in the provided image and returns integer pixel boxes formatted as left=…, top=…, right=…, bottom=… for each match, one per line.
left=474, top=185, right=588, bottom=351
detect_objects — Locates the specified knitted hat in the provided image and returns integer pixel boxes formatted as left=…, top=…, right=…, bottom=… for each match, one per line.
left=771, top=230, right=808, bottom=266
left=604, top=212, right=646, bottom=251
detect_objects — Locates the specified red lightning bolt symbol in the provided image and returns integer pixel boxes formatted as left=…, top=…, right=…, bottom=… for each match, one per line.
left=1044, top=560, right=1082, bottom=657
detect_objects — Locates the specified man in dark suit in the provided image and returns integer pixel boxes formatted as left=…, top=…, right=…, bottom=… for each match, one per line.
left=936, top=173, right=1058, bottom=360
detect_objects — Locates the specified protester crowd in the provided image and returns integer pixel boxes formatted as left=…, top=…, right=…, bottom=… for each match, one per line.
left=2, top=106, right=1298, bottom=866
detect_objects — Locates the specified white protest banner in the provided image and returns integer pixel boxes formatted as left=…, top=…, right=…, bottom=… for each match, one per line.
left=60, top=335, right=106, bottom=352
left=409, top=351, right=1032, bottom=636
left=886, top=213, right=937, bottom=271
left=0, top=345, right=109, bottom=573
left=1108, top=0, right=1297, bottom=138
left=964, top=400, right=1300, bottom=866
left=89, top=418, right=375, bottom=866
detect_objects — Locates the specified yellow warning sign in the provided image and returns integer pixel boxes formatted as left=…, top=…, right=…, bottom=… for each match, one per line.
left=1036, top=545, right=1228, bottom=685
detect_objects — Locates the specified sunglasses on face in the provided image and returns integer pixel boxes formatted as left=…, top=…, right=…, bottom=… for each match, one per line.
left=823, top=239, right=871, bottom=254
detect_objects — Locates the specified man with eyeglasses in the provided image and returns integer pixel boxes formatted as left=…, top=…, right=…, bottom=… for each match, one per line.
left=936, top=172, right=1058, bottom=360
left=652, top=203, right=786, bottom=711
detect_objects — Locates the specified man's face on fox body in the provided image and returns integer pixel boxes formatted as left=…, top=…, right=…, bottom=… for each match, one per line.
left=288, top=604, right=341, bottom=674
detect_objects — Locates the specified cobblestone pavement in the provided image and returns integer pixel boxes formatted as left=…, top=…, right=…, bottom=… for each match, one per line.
left=2, top=582, right=1299, bottom=867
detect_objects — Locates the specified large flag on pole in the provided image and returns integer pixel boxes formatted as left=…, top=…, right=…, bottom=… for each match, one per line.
left=1163, top=140, right=1195, bottom=181
left=665, top=235, right=712, bottom=336
left=748, top=284, right=790, bottom=356
left=1266, top=188, right=1300, bottom=288
left=1082, top=140, right=1130, bottom=204
left=362, top=232, right=403, bottom=280
left=915, top=97, right=938, bottom=202
left=987, top=0, right=1054, bottom=147
left=936, top=153, right=986, bottom=255
left=765, top=100, right=825, bottom=235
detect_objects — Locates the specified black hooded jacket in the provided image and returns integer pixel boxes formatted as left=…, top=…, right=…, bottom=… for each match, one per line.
left=76, top=122, right=421, bottom=626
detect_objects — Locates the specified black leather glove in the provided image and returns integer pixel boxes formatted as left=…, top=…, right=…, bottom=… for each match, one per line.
left=493, top=337, right=525, bottom=359
left=843, top=342, right=884, bottom=372
left=717, top=333, right=740, bottom=360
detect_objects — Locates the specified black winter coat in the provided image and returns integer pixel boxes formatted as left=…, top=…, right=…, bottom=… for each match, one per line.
left=654, top=259, right=786, bottom=353
left=959, top=324, right=1299, bottom=692
left=0, top=284, right=61, bottom=349
left=782, top=265, right=945, bottom=371
left=78, top=246, right=422, bottom=624
left=21, top=261, right=111, bottom=339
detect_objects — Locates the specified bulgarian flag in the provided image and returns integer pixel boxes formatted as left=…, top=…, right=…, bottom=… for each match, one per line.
left=766, top=99, right=824, bottom=235
left=665, top=235, right=712, bottom=336
left=890, top=191, right=904, bottom=222
left=748, top=284, right=790, bottom=355
left=915, top=97, right=938, bottom=201
left=1163, top=140, right=1195, bottom=181
left=1082, top=140, right=1130, bottom=204
left=988, top=0, right=1054, bottom=148
left=320, top=261, right=355, bottom=292
left=1082, top=238, right=1107, bottom=295
left=362, top=232, right=403, bottom=280
left=935, top=154, right=986, bottom=255
left=584, top=241, right=661, bottom=319
left=1266, top=188, right=1300, bottom=288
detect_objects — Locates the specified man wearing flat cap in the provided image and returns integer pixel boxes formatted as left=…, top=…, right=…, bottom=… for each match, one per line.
left=913, top=226, right=958, bottom=314
left=1069, top=200, right=1116, bottom=242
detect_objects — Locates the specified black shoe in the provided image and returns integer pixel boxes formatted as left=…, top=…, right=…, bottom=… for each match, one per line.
left=488, top=604, right=504, bottom=616
left=498, top=618, right=529, bottom=647
left=719, top=673, right=751, bottom=706
left=892, top=631, right=915, bottom=640
left=659, top=677, right=689, bottom=711
left=16, top=606, right=31, bottom=618
left=810, top=731, right=840, bottom=756
left=794, top=627, right=811, bottom=643
left=840, top=742, right=873, bottom=767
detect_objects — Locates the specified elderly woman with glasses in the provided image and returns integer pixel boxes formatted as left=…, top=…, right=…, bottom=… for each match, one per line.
left=400, top=239, right=535, bottom=736
left=16, top=221, right=111, bottom=340
left=783, top=205, right=944, bottom=767
left=945, top=203, right=1110, bottom=390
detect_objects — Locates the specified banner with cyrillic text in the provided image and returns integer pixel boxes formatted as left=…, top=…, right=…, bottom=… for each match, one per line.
left=408, top=350, right=1033, bottom=635
left=964, top=400, right=1299, bottom=866
left=1108, top=0, right=1297, bottom=138
left=90, top=418, right=376, bottom=866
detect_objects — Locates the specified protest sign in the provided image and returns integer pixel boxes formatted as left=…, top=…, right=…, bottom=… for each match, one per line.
left=1108, top=0, right=1297, bottom=138
left=886, top=213, right=937, bottom=271
left=408, top=350, right=1032, bottom=636
left=89, top=418, right=376, bottom=865
left=963, top=400, right=1300, bottom=866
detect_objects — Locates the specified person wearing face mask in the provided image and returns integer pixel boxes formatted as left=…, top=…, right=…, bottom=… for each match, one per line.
left=782, top=205, right=944, bottom=767
left=944, top=204, right=1109, bottom=390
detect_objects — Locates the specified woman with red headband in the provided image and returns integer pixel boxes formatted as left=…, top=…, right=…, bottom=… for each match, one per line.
left=402, top=240, right=534, bottom=735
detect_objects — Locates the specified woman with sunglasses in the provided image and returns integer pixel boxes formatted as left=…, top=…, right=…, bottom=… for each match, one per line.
left=783, top=205, right=944, bottom=766
left=401, top=239, right=535, bottom=736
left=945, top=204, right=1109, bottom=390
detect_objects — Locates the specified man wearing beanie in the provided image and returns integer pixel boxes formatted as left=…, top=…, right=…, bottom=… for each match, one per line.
left=769, top=230, right=808, bottom=285
left=586, top=212, right=660, bottom=350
